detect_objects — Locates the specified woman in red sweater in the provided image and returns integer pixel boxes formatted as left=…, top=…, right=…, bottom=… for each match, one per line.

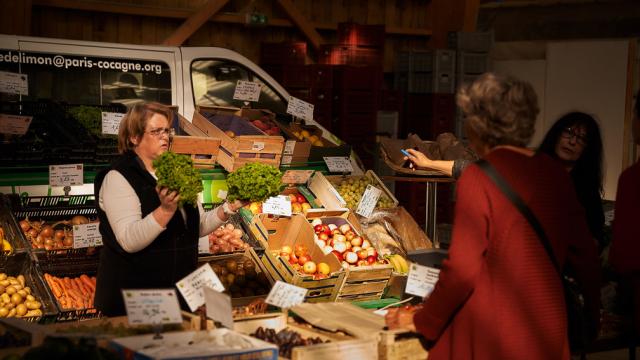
left=386, top=73, right=601, bottom=359
left=609, top=90, right=640, bottom=336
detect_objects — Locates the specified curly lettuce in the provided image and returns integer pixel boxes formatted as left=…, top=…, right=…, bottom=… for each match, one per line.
left=152, top=152, right=203, bottom=206
left=226, top=162, right=283, bottom=202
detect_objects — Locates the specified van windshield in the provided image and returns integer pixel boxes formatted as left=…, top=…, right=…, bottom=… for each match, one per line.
left=191, top=59, right=287, bottom=114
left=0, top=50, right=171, bottom=106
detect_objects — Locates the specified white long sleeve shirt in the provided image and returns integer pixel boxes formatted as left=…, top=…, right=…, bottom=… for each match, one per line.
left=98, top=170, right=223, bottom=253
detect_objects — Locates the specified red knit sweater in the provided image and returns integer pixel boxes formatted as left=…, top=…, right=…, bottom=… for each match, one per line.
left=414, top=148, right=601, bottom=360
left=610, top=161, right=640, bottom=274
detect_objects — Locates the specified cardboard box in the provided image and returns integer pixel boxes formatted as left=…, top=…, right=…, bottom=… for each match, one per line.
left=249, top=214, right=345, bottom=303
left=278, top=122, right=351, bottom=164
left=192, top=106, right=284, bottom=172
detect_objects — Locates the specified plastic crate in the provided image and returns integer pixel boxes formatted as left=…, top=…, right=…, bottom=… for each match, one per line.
left=7, top=194, right=100, bottom=263
left=448, top=31, right=494, bottom=52
left=409, top=72, right=455, bottom=94
left=37, top=259, right=101, bottom=322
left=457, top=51, right=489, bottom=75
left=0, top=252, right=59, bottom=324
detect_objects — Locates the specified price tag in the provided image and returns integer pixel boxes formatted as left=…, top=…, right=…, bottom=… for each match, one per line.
left=0, top=114, right=32, bottom=135
left=283, top=140, right=297, bottom=155
left=204, top=286, right=234, bottom=329
left=286, top=96, right=314, bottom=122
left=49, top=164, right=84, bottom=187
left=323, top=157, right=353, bottom=174
left=122, top=289, right=182, bottom=326
left=281, top=155, right=293, bottom=164
left=217, top=189, right=228, bottom=200
left=233, top=80, right=262, bottom=102
left=72, top=223, right=103, bottom=248
left=355, top=184, right=382, bottom=218
left=101, top=112, right=125, bottom=135
left=265, top=280, right=307, bottom=308
left=262, top=195, right=292, bottom=217
left=0, top=71, right=28, bottom=95
left=176, top=263, right=225, bottom=312
left=252, top=141, right=265, bottom=151
left=282, top=170, right=314, bottom=185
left=405, top=263, right=440, bottom=298
left=198, top=235, right=209, bottom=254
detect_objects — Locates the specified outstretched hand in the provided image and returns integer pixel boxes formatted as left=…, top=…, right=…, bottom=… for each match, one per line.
left=385, top=306, right=419, bottom=332
left=404, top=148, right=433, bottom=169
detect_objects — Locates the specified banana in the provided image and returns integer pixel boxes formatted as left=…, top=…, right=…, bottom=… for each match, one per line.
left=395, top=255, right=409, bottom=274
left=2, top=239, right=12, bottom=255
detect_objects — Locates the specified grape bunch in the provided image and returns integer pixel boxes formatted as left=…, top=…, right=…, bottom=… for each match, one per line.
left=335, top=177, right=395, bottom=209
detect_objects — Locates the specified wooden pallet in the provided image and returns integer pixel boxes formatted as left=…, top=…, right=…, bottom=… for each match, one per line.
left=192, top=106, right=284, bottom=172
left=170, top=135, right=220, bottom=168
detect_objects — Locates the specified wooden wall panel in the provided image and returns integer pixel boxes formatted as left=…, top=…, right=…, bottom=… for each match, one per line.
left=22, top=0, right=444, bottom=70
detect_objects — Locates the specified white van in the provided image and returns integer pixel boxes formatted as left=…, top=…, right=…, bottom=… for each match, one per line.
left=0, top=34, right=337, bottom=141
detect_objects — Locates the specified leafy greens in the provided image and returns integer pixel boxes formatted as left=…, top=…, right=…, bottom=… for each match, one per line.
left=153, top=152, right=203, bottom=206
left=226, top=162, right=283, bottom=202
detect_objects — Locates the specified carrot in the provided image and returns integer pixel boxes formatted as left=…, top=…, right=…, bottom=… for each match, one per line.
left=80, top=274, right=95, bottom=292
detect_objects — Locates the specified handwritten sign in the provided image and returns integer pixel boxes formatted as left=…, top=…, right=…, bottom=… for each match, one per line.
left=0, top=71, right=28, bottom=95
left=122, top=289, right=182, bottom=325
left=286, top=96, right=314, bottom=122
left=323, top=156, right=353, bottom=174
left=252, top=141, right=265, bottom=151
left=72, top=223, right=103, bottom=248
left=283, top=140, right=296, bottom=155
left=204, top=287, right=234, bottom=329
left=0, top=114, right=32, bottom=135
left=282, top=170, right=314, bottom=185
left=356, top=185, right=382, bottom=218
left=265, top=280, right=307, bottom=308
left=262, top=195, right=292, bottom=217
left=405, top=263, right=440, bottom=298
left=49, top=164, right=83, bottom=187
left=281, top=155, right=293, bottom=165
left=233, top=80, right=262, bottom=102
left=101, top=112, right=125, bottom=135
left=176, top=263, right=225, bottom=312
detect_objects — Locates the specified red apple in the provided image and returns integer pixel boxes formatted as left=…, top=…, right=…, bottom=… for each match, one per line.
left=288, top=194, right=298, bottom=203
left=357, top=259, right=368, bottom=266
left=366, top=248, right=378, bottom=258
left=344, top=251, right=358, bottom=264
left=366, top=256, right=377, bottom=265
left=357, top=249, right=368, bottom=260
left=294, top=244, right=308, bottom=257
left=279, top=252, right=291, bottom=261
left=314, top=273, right=328, bottom=280
left=298, top=254, right=310, bottom=266
left=289, top=253, right=299, bottom=265
left=303, top=261, right=317, bottom=274
left=339, top=224, right=352, bottom=234
left=345, top=242, right=352, bottom=250
left=314, top=224, right=324, bottom=233
left=332, top=229, right=342, bottom=236
left=344, top=231, right=356, bottom=241
left=332, top=250, right=344, bottom=262
left=318, top=232, right=329, bottom=241
left=281, top=245, right=292, bottom=255
left=350, top=236, right=363, bottom=247
left=328, top=224, right=338, bottom=232
left=333, top=234, right=346, bottom=243
left=296, top=194, right=306, bottom=204
left=322, top=228, right=332, bottom=237
left=352, top=246, right=361, bottom=253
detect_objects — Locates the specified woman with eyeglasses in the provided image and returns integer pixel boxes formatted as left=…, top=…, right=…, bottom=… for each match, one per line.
left=93, top=102, right=244, bottom=316
left=537, top=112, right=605, bottom=250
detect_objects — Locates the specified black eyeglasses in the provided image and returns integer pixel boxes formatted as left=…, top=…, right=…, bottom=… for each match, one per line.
left=145, top=127, right=175, bottom=138
left=561, top=127, right=587, bottom=146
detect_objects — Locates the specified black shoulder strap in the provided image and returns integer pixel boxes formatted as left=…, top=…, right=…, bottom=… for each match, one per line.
left=476, top=159, right=562, bottom=275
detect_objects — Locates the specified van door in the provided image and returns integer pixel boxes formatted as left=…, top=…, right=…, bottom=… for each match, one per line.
left=15, top=37, right=180, bottom=108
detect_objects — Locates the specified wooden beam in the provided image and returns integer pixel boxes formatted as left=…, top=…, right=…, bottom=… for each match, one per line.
left=276, top=0, right=324, bottom=51
left=162, top=0, right=229, bottom=46
left=32, top=0, right=432, bottom=37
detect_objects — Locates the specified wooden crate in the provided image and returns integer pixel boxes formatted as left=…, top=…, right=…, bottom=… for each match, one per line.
left=170, top=135, right=220, bottom=168
left=308, top=214, right=393, bottom=302
left=192, top=106, right=284, bottom=172
left=234, top=313, right=377, bottom=360
left=378, top=329, right=429, bottom=360
left=249, top=214, right=345, bottom=303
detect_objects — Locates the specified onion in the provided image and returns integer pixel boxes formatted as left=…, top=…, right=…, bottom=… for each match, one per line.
left=232, top=229, right=243, bottom=238
left=213, top=229, right=224, bottom=237
left=221, top=234, right=232, bottom=241
left=70, top=215, right=89, bottom=225
left=225, top=223, right=235, bottom=231
left=214, top=238, right=226, bottom=246
left=44, top=244, right=52, bottom=251
left=44, top=238, right=54, bottom=247
left=211, top=245, right=221, bottom=253
left=54, top=230, right=65, bottom=240
left=27, top=228, right=39, bottom=238
left=40, top=225, right=54, bottom=239
left=62, top=237, right=73, bottom=247
left=19, top=220, right=30, bottom=233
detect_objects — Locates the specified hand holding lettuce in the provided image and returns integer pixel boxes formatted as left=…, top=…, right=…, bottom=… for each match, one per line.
left=153, top=152, right=203, bottom=206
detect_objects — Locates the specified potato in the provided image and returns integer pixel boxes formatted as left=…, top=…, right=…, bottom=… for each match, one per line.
left=5, top=287, right=15, bottom=295
left=25, top=309, right=42, bottom=317
left=26, top=295, right=35, bottom=302
left=15, top=304, right=27, bottom=317
left=17, top=275, right=25, bottom=287
left=26, top=301, right=41, bottom=310
left=0, top=307, right=7, bottom=317
left=17, top=290, right=26, bottom=298
left=8, top=308, right=15, bottom=317
left=5, top=303, right=14, bottom=310
left=10, top=293, right=22, bottom=305
left=0, top=280, right=10, bottom=287
left=23, top=287, right=31, bottom=295
left=1, top=293, right=10, bottom=304
left=0, top=273, right=6, bottom=281
left=11, top=284, right=22, bottom=291
left=8, top=279, right=19, bottom=286
left=0, top=285, right=5, bottom=294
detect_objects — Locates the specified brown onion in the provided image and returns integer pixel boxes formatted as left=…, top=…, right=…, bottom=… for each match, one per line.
left=19, top=220, right=30, bottom=233
left=40, top=225, right=54, bottom=239
left=70, top=215, right=89, bottom=225
left=27, top=228, right=39, bottom=238
left=54, top=230, right=65, bottom=240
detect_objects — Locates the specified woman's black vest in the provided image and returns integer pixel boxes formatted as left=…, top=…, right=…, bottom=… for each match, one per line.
left=93, top=151, right=199, bottom=316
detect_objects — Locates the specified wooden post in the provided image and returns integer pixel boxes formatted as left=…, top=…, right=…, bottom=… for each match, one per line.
left=276, top=0, right=324, bottom=51
left=162, top=0, right=229, bottom=46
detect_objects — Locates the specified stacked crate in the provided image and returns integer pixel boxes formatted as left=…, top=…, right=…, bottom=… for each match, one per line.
left=394, top=50, right=456, bottom=95
left=448, top=31, right=493, bottom=137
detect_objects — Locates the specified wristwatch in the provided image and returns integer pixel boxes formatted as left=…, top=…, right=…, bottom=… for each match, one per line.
left=222, top=202, right=237, bottom=216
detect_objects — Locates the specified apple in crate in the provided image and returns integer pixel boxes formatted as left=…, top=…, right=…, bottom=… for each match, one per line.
left=350, top=236, right=363, bottom=247
left=317, top=262, right=330, bottom=275
left=344, top=251, right=358, bottom=264
left=303, top=261, right=317, bottom=274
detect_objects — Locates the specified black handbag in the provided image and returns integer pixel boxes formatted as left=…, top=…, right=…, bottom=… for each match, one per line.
left=476, top=159, right=593, bottom=353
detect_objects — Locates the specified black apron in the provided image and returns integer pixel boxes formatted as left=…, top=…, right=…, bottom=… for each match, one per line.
left=94, top=151, right=199, bottom=316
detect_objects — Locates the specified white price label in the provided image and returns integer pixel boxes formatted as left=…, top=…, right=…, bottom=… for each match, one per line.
left=262, top=195, right=292, bottom=217
left=286, top=96, right=314, bottom=122
left=49, top=164, right=84, bottom=187
left=0, top=71, right=28, bottom=95
left=122, top=289, right=182, bottom=326
left=101, top=112, right=125, bottom=135
left=405, top=263, right=440, bottom=298
left=176, top=263, right=225, bottom=312
left=0, top=114, right=32, bottom=135
left=198, top=235, right=209, bottom=254
left=265, top=280, right=307, bottom=308
left=217, top=189, right=228, bottom=200
left=204, top=287, right=234, bottom=329
left=233, top=80, right=262, bottom=102
left=283, top=140, right=296, bottom=155
left=72, top=223, right=103, bottom=248
left=282, top=155, right=293, bottom=164
left=252, top=141, right=265, bottom=151
left=355, top=184, right=382, bottom=218
left=282, top=170, right=314, bottom=185
left=323, top=156, right=353, bottom=174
